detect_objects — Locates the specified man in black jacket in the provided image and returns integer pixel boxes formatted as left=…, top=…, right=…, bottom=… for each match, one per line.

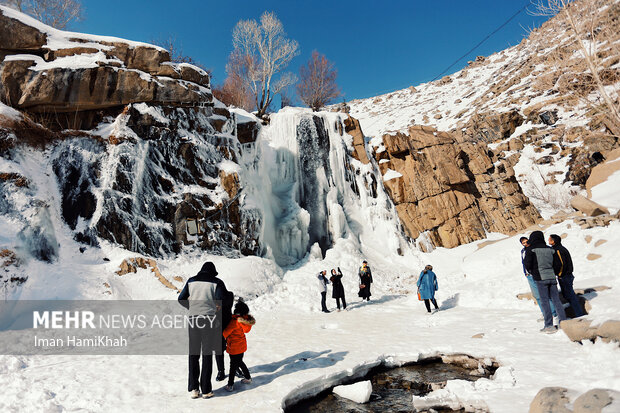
left=524, top=231, right=567, bottom=333
left=178, top=262, right=228, bottom=399
left=549, top=234, right=584, bottom=317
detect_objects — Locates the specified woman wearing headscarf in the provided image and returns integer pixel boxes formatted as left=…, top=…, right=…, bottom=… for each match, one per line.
left=417, top=265, right=439, bottom=314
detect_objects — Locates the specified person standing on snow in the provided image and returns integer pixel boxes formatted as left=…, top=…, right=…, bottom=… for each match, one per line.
left=317, top=270, right=330, bottom=313
left=417, top=265, right=439, bottom=314
left=223, top=301, right=255, bottom=392
left=178, top=261, right=228, bottom=399
left=358, top=260, right=373, bottom=301
left=330, top=268, right=347, bottom=311
left=215, top=290, right=235, bottom=382
left=549, top=234, right=584, bottom=318
left=520, top=237, right=557, bottom=321
left=524, top=231, right=567, bottom=333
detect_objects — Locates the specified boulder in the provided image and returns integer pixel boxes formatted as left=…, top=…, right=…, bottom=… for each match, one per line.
left=570, top=195, right=610, bottom=216
left=530, top=388, right=620, bottom=413
left=573, top=389, right=616, bottom=413
left=529, top=387, right=572, bottom=413
left=560, top=319, right=599, bottom=342
left=0, top=7, right=47, bottom=50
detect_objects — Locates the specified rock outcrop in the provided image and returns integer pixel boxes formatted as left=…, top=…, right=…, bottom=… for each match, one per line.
left=375, top=124, right=540, bottom=249
left=0, top=6, right=210, bottom=129
left=0, top=7, right=260, bottom=259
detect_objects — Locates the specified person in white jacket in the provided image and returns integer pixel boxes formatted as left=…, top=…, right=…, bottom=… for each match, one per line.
left=317, top=270, right=330, bottom=313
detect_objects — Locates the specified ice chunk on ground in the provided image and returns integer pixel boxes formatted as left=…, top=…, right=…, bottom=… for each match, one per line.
left=333, top=380, right=372, bottom=404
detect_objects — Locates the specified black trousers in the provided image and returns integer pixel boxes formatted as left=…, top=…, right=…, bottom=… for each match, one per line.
left=321, top=291, right=328, bottom=311
left=215, top=336, right=226, bottom=373
left=336, top=296, right=347, bottom=310
left=188, top=318, right=217, bottom=393
left=424, top=298, right=439, bottom=312
left=228, top=353, right=251, bottom=386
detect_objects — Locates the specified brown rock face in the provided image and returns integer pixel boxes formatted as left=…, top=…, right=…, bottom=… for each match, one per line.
left=0, top=7, right=211, bottom=123
left=0, top=8, right=47, bottom=50
left=344, top=116, right=369, bottom=164
left=376, top=125, right=540, bottom=249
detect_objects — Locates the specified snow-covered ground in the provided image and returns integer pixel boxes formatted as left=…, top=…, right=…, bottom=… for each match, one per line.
left=1, top=215, right=619, bottom=412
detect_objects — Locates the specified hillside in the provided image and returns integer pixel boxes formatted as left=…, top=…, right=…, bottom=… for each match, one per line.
left=347, top=0, right=620, bottom=222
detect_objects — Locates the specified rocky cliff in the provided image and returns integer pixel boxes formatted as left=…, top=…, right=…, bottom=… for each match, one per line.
left=375, top=125, right=539, bottom=249
left=347, top=0, right=620, bottom=248
left=0, top=6, right=260, bottom=260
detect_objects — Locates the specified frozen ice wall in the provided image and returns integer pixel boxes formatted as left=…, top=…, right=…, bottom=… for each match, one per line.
left=239, top=108, right=411, bottom=267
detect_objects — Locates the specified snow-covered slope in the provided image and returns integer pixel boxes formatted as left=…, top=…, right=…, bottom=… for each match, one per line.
left=347, top=0, right=620, bottom=219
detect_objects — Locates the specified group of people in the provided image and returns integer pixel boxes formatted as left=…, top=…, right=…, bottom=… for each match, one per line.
left=520, top=230, right=584, bottom=333
left=178, top=262, right=254, bottom=399
left=175, top=229, right=581, bottom=400
left=316, top=260, right=374, bottom=313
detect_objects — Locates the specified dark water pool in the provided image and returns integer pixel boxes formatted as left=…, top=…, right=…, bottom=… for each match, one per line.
left=286, top=357, right=497, bottom=413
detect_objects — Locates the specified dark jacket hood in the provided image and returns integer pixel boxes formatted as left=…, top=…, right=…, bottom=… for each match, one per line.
left=197, top=261, right=218, bottom=278
left=549, top=234, right=562, bottom=247
left=528, top=231, right=546, bottom=247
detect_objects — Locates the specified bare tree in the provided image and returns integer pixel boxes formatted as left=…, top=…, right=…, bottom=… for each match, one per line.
left=152, top=35, right=209, bottom=70
left=9, top=0, right=84, bottom=29
left=213, top=51, right=255, bottom=111
left=531, top=0, right=620, bottom=134
left=232, top=11, right=299, bottom=117
left=0, top=0, right=26, bottom=11
left=296, top=51, right=341, bottom=112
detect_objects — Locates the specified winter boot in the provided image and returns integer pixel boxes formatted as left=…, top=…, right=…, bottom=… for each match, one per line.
left=216, top=371, right=227, bottom=381
left=202, top=392, right=214, bottom=399
left=190, top=389, right=200, bottom=399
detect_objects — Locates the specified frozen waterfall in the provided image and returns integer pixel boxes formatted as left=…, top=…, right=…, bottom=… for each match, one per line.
left=238, top=108, right=410, bottom=267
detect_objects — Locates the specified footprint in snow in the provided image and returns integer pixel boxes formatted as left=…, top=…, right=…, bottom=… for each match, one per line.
left=321, top=323, right=339, bottom=330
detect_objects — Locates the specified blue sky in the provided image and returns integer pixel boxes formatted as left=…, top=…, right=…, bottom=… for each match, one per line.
left=74, top=0, right=550, bottom=102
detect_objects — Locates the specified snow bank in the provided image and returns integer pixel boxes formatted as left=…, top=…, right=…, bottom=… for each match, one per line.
left=590, top=169, right=620, bottom=214
left=333, top=380, right=372, bottom=403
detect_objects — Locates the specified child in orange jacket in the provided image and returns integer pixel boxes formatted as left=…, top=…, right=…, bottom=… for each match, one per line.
left=222, top=301, right=255, bottom=391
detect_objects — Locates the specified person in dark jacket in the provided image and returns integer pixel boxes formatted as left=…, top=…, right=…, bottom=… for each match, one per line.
left=417, top=265, right=439, bottom=313
left=520, top=237, right=556, bottom=319
left=215, top=290, right=235, bottom=381
left=549, top=234, right=584, bottom=317
left=330, top=268, right=347, bottom=311
left=317, top=270, right=330, bottom=313
left=358, top=260, right=373, bottom=301
left=178, top=261, right=228, bottom=399
left=524, top=231, right=567, bottom=333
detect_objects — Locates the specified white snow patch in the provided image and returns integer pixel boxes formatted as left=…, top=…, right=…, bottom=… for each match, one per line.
left=333, top=380, right=372, bottom=404
left=590, top=169, right=620, bottom=214
left=131, top=103, right=170, bottom=125
left=383, top=169, right=403, bottom=181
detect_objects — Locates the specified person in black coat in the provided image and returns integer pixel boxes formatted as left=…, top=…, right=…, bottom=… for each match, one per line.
left=215, top=290, right=235, bottom=381
left=330, top=268, right=347, bottom=311
left=549, top=234, right=584, bottom=317
left=523, top=231, right=567, bottom=333
left=358, top=260, right=373, bottom=301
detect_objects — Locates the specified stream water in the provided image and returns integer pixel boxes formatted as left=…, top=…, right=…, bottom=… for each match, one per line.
left=286, top=358, right=497, bottom=413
